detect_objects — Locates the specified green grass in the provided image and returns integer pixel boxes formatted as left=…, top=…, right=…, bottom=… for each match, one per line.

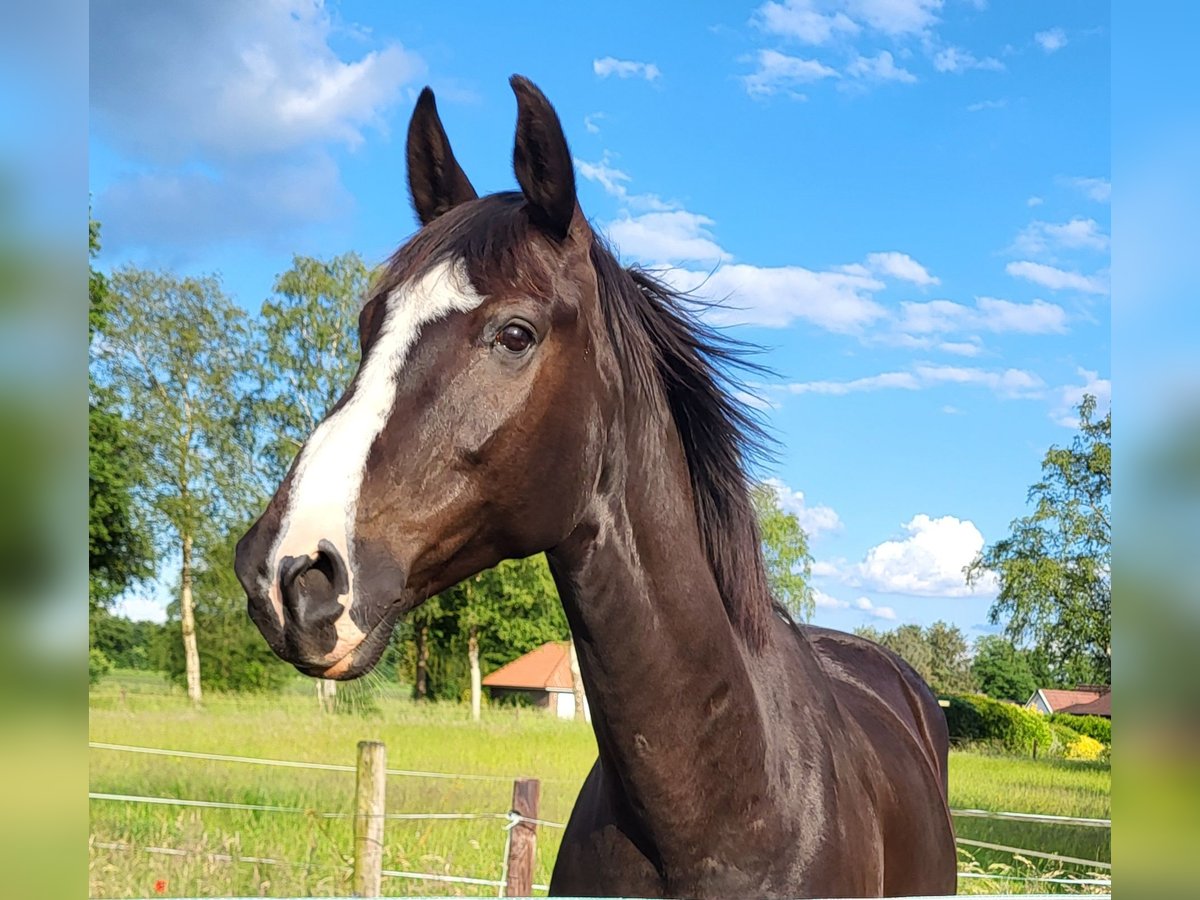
left=89, top=672, right=1109, bottom=897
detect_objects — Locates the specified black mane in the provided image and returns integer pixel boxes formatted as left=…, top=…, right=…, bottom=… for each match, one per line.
left=374, top=193, right=777, bottom=647
left=589, top=242, right=776, bottom=648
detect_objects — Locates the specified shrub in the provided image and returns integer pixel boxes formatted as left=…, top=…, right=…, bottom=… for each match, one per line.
left=89, top=647, right=112, bottom=685
left=1048, top=721, right=1082, bottom=756
left=1049, top=712, right=1110, bottom=745
left=943, top=693, right=1053, bottom=756
left=1065, top=733, right=1106, bottom=761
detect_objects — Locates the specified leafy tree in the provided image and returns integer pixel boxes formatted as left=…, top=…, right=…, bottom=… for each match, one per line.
left=926, top=620, right=976, bottom=694
left=751, top=482, right=815, bottom=621
left=94, top=267, right=255, bottom=704
left=854, top=621, right=974, bottom=695
left=89, top=607, right=167, bottom=671
left=967, top=396, right=1111, bottom=683
left=160, top=523, right=293, bottom=693
left=436, top=555, right=568, bottom=717
left=971, top=635, right=1038, bottom=703
left=88, top=219, right=152, bottom=609
left=252, top=253, right=370, bottom=704
left=254, top=252, right=369, bottom=482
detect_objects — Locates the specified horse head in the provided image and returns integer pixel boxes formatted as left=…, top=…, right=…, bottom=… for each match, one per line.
left=235, top=77, right=614, bottom=678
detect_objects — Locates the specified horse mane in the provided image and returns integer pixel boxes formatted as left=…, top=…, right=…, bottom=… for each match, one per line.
left=375, top=193, right=777, bottom=647
left=588, top=242, right=776, bottom=648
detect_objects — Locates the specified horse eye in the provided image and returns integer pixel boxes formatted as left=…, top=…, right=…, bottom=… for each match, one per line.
left=496, top=323, right=535, bottom=354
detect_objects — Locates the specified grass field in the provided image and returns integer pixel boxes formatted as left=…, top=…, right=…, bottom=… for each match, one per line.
left=89, top=671, right=1110, bottom=897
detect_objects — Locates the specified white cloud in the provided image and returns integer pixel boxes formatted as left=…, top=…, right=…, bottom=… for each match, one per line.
left=938, top=341, right=982, bottom=357
left=91, top=1, right=421, bottom=251
left=584, top=112, right=605, bottom=134
left=91, top=1, right=422, bottom=161
left=786, top=363, right=1045, bottom=398
left=1053, top=368, right=1111, bottom=427
left=742, top=49, right=840, bottom=97
left=814, top=589, right=896, bottom=620
left=1013, top=217, right=1110, bottom=255
left=967, top=98, right=1008, bottom=112
left=761, top=478, right=843, bottom=536
left=1064, top=176, right=1111, bottom=203
left=606, top=211, right=731, bottom=265
left=855, top=514, right=998, bottom=597
left=734, top=389, right=780, bottom=411
left=865, top=251, right=940, bottom=285
left=1034, top=27, right=1068, bottom=53
left=1027, top=195, right=1044, bottom=207
left=753, top=0, right=940, bottom=42
left=896, top=296, right=1068, bottom=336
left=974, top=296, right=1069, bottom=334
left=847, top=0, right=944, bottom=37
left=913, top=363, right=1044, bottom=397
left=756, top=1, right=860, bottom=45
left=1006, top=260, right=1109, bottom=294
left=788, top=371, right=920, bottom=394
left=576, top=155, right=673, bottom=211
left=845, top=50, right=917, bottom=83
left=114, top=595, right=168, bottom=624
left=933, top=46, right=1004, bottom=73
left=593, top=56, right=662, bottom=81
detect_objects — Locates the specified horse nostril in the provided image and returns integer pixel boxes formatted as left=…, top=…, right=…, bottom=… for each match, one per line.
left=278, top=540, right=350, bottom=635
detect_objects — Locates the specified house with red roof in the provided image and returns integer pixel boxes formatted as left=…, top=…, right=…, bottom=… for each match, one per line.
left=1025, top=684, right=1111, bottom=719
left=482, top=641, right=590, bottom=721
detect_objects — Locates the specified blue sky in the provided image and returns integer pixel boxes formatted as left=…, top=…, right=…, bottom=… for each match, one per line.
left=90, top=1, right=1110, bottom=640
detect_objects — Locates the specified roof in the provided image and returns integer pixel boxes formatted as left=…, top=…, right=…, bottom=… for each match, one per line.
left=482, top=642, right=574, bottom=691
left=1059, top=693, right=1111, bottom=717
left=1032, top=687, right=1110, bottom=714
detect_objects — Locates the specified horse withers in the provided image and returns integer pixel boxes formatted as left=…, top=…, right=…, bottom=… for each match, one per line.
left=235, top=75, right=957, bottom=898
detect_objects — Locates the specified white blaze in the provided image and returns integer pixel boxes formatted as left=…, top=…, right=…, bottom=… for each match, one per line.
left=265, top=260, right=484, bottom=658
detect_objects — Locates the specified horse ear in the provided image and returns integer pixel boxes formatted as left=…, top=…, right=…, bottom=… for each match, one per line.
left=510, top=75, right=577, bottom=241
left=406, top=87, right=478, bottom=226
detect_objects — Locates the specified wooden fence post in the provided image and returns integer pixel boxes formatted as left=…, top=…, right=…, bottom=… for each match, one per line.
left=353, top=740, right=387, bottom=897
left=505, top=777, right=541, bottom=897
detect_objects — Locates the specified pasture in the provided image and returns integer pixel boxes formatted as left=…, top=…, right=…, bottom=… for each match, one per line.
left=89, top=671, right=1110, bottom=897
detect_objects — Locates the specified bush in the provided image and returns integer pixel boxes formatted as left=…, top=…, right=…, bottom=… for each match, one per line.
left=1049, top=712, right=1110, bottom=745
left=89, top=647, right=112, bottom=685
left=1048, top=721, right=1082, bottom=756
left=943, top=693, right=1053, bottom=756
left=1065, top=733, right=1106, bottom=761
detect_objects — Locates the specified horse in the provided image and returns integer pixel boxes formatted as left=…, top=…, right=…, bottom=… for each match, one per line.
left=235, top=75, right=957, bottom=898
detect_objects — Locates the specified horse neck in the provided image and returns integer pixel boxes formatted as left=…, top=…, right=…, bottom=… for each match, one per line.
left=547, top=395, right=771, bottom=857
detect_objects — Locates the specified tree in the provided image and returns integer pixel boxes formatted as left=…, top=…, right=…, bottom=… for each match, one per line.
left=254, top=253, right=369, bottom=482
left=751, top=482, right=815, bottom=621
left=967, top=395, right=1111, bottom=683
left=853, top=621, right=974, bottom=695
left=926, top=620, right=975, bottom=695
left=160, top=523, right=293, bottom=693
left=88, top=219, right=152, bottom=609
left=95, top=267, right=255, bottom=704
left=971, top=635, right=1038, bottom=703
left=437, top=555, right=568, bottom=718
left=253, top=253, right=370, bottom=704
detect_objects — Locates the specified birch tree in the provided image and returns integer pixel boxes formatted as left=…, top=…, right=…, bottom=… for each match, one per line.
left=254, top=253, right=368, bottom=705
left=98, top=267, right=253, bottom=705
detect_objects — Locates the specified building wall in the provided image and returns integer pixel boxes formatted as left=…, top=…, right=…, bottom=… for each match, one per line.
left=552, top=688, right=591, bottom=722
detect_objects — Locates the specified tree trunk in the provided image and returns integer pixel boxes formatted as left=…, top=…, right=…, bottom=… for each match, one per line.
left=468, top=624, right=481, bottom=721
left=568, top=639, right=586, bottom=721
left=414, top=624, right=429, bottom=700
left=316, top=678, right=337, bottom=712
left=180, top=533, right=202, bottom=706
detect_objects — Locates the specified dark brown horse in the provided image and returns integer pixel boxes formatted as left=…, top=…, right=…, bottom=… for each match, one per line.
left=235, top=76, right=956, bottom=898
